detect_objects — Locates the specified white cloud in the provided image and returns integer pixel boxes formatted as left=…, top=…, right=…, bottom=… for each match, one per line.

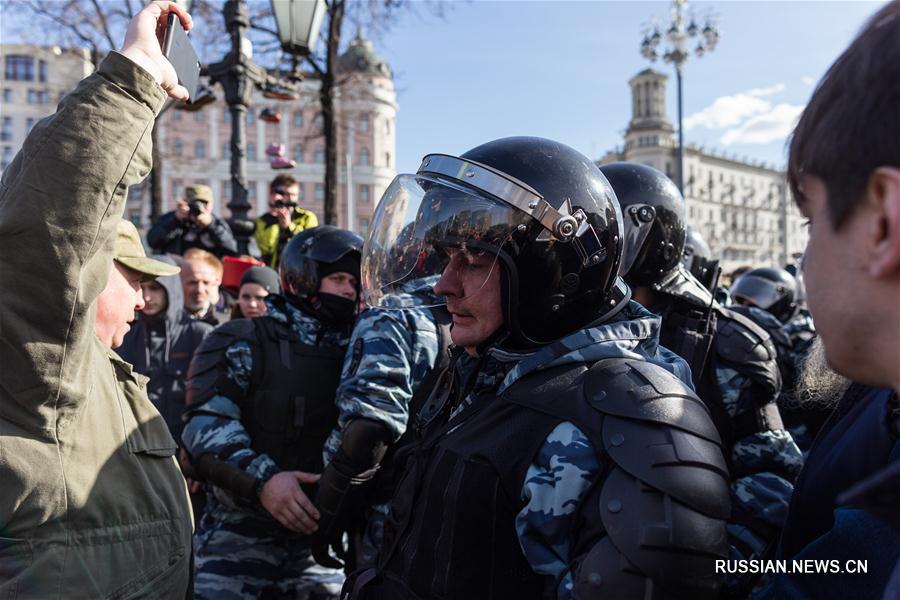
left=801, top=75, right=816, bottom=86
left=684, top=94, right=771, bottom=130
left=747, top=83, right=786, bottom=97
left=684, top=83, right=785, bottom=130
left=721, top=103, right=805, bottom=146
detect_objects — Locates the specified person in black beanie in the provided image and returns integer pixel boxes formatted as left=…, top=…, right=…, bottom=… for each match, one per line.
left=232, top=266, right=281, bottom=319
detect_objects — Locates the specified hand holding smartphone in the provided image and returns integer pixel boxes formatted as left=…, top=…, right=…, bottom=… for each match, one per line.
left=162, top=13, right=201, bottom=101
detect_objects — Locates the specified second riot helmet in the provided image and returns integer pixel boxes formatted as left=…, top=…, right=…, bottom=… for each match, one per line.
left=279, top=225, right=363, bottom=299
left=598, top=162, right=686, bottom=287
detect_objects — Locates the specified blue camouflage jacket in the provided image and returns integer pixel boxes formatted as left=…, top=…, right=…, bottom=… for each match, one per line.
left=446, top=301, right=694, bottom=599
left=182, top=298, right=350, bottom=516
left=323, top=287, right=443, bottom=464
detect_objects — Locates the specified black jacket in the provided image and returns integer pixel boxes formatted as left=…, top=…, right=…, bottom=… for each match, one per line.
left=117, top=257, right=213, bottom=444
left=147, top=210, right=238, bottom=258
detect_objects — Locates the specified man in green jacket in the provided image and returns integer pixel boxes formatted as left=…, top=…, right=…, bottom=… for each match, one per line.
left=0, top=2, right=195, bottom=597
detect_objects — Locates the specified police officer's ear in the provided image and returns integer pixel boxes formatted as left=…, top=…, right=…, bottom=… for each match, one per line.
left=866, top=167, right=900, bottom=279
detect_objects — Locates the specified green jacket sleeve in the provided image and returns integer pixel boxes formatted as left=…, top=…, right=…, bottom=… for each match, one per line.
left=0, top=52, right=166, bottom=430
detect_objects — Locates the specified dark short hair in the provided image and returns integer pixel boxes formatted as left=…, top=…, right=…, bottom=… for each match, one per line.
left=787, top=1, right=900, bottom=228
left=269, top=174, right=299, bottom=193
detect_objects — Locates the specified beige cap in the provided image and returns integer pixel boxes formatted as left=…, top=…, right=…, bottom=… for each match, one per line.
left=184, top=184, right=214, bottom=204
left=114, top=220, right=181, bottom=279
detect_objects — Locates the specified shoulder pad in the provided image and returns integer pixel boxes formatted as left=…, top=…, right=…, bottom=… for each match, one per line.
left=584, top=359, right=730, bottom=519
left=575, top=467, right=727, bottom=599
left=728, top=305, right=792, bottom=349
left=584, top=358, right=721, bottom=444
left=185, top=318, right=257, bottom=407
left=714, top=307, right=781, bottom=393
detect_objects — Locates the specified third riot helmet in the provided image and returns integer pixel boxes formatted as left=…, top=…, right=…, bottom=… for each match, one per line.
left=729, top=266, right=799, bottom=323
left=598, top=162, right=686, bottom=287
left=362, top=136, right=629, bottom=347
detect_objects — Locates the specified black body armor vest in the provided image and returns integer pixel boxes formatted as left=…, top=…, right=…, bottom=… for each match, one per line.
left=240, top=317, right=345, bottom=473
left=355, top=358, right=730, bottom=600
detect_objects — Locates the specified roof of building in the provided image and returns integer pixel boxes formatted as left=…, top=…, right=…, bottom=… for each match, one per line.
left=338, top=31, right=392, bottom=78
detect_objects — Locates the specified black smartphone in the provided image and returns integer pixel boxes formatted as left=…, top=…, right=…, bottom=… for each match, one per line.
left=162, top=13, right=201, bottom=100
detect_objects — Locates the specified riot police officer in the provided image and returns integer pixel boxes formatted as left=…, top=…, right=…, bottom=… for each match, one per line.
left=182, top=225, right=363, bottom=599
left=730, top=267, right=826, bottom=449
left=344, top=137, right=731, bottom=599
left=600, top=162, right=803, bottom=595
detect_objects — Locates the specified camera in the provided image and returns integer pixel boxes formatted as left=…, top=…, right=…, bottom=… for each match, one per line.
left=188, top=200, right=204, bottom=217
left=272, top=200, right=298, bottom=209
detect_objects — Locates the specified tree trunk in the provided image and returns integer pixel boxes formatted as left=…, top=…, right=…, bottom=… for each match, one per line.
left=320, top=0, right=345, bottom=226
left=149, top=122, right=163, bottom=224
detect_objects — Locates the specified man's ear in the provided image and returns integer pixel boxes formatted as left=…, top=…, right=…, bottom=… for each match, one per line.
left=867, top=167, right=900, bottom=278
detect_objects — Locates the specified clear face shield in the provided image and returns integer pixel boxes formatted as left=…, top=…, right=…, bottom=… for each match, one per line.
left=362, top=173, right=532, bottom=308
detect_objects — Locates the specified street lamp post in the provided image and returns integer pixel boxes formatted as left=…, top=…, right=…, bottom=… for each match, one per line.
left=200, top=0, right=324, bottom=254
left=640, top=0, right=719, bottom=194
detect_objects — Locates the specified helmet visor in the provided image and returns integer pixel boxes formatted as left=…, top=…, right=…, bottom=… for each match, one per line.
left=730, top=274, right=782, bottom=309
left=362, top=173, right=533, bottom=308
left=619, top=203, right=657, bottom=277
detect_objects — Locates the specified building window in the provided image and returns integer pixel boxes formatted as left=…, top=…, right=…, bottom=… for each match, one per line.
left=5, top=55, right=34, bottom=81
left=359, top=184, right=370, bottom=204
left=358, top=147, right=370, bottom=166
left=313, top=112, right=323, bottom=131
left=172, top=109, right=182, bottom=121
left=222, top=142, right=230, bottom=160
left=384, top=152, right=391, bottom=167
left=315, top=183, right=325, bottom=202
left=247, top=143, right=257, bottom=162
left=38, top=60, right=47, bottom=83
left=128, top=209, right=142, bottom=227
left=385, top=119, right=391, bottom=136
left=194, top=110, right=206, bottom=123
left=248, top=181, right=257, bottom=204
left=194, top=140, right=206, bottom=159
left=2, top=88, right=11, bottom=103
left=247, top=111, right=255, bottom=126
left=293, top=143, right=304, bottom=162
left=172, top=138, right=183, bottom=156
left=359, top=113, right=369, bottom=133
left=296, top=182, right=305, bottom=201
left=293, top=111, right=304, bottom=127
left=1, top=117, right=11, bottom=141
left=172, top=178, right=184, bottom=200
left=222, top=181, right=232, bottom=202
left=314, top=145, right=325, bottom=163
left=26, top=118, right=35, bottom=134
left=359, top=218, right=370, bottom=236
left=1, top=146, right=13, bottom=170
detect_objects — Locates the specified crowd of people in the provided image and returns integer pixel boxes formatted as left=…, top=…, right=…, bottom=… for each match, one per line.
left=1, top=1, right=898, bottom=599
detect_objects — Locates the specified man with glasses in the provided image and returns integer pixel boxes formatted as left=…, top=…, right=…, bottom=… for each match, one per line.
left=255, top=174, right=319, bottom=268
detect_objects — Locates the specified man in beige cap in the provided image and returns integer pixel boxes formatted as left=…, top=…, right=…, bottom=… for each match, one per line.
left=148, top=183, right=238, bottom=258
left=0, top=2, right=195, bottom=597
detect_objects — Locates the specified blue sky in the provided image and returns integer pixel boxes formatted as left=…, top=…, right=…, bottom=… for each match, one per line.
left=373, top=1, right=881, bottom=174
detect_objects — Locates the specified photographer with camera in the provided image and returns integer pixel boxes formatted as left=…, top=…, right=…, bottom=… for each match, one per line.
left=255, top=174, right=318, bottom=268
left=149, top=183, right=238, bottom=258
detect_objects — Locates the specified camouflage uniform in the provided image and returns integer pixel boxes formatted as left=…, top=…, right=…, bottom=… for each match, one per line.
left=321, top=288, right=443, bottom=567
left=182, top=298, right=348, bottom=599
left=447, top=301, right=696, bottom=599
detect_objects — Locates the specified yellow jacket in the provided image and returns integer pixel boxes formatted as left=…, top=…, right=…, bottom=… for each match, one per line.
left=254, top=209, right=318, bottom=268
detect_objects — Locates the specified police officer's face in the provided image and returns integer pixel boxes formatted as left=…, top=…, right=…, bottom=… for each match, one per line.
left=95, top=262, right=145, bottom=349
left=434, top=248, right=504, bottom=355
left=238, top=282, right=269, bottom=318
left=141, top=280, right=168, bottom=317
left=319, top=272, right=358, bottom=301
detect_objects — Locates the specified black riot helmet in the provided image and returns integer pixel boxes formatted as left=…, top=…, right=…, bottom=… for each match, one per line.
left=362, top=136, right=629, bottom=347
left=598, top=162, right=686, bottom=287
left=682, top=226, right=719, bottom=291
left=729, top=267, right=799, bottom=323
left=279, top=225, right=363, bottom=299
